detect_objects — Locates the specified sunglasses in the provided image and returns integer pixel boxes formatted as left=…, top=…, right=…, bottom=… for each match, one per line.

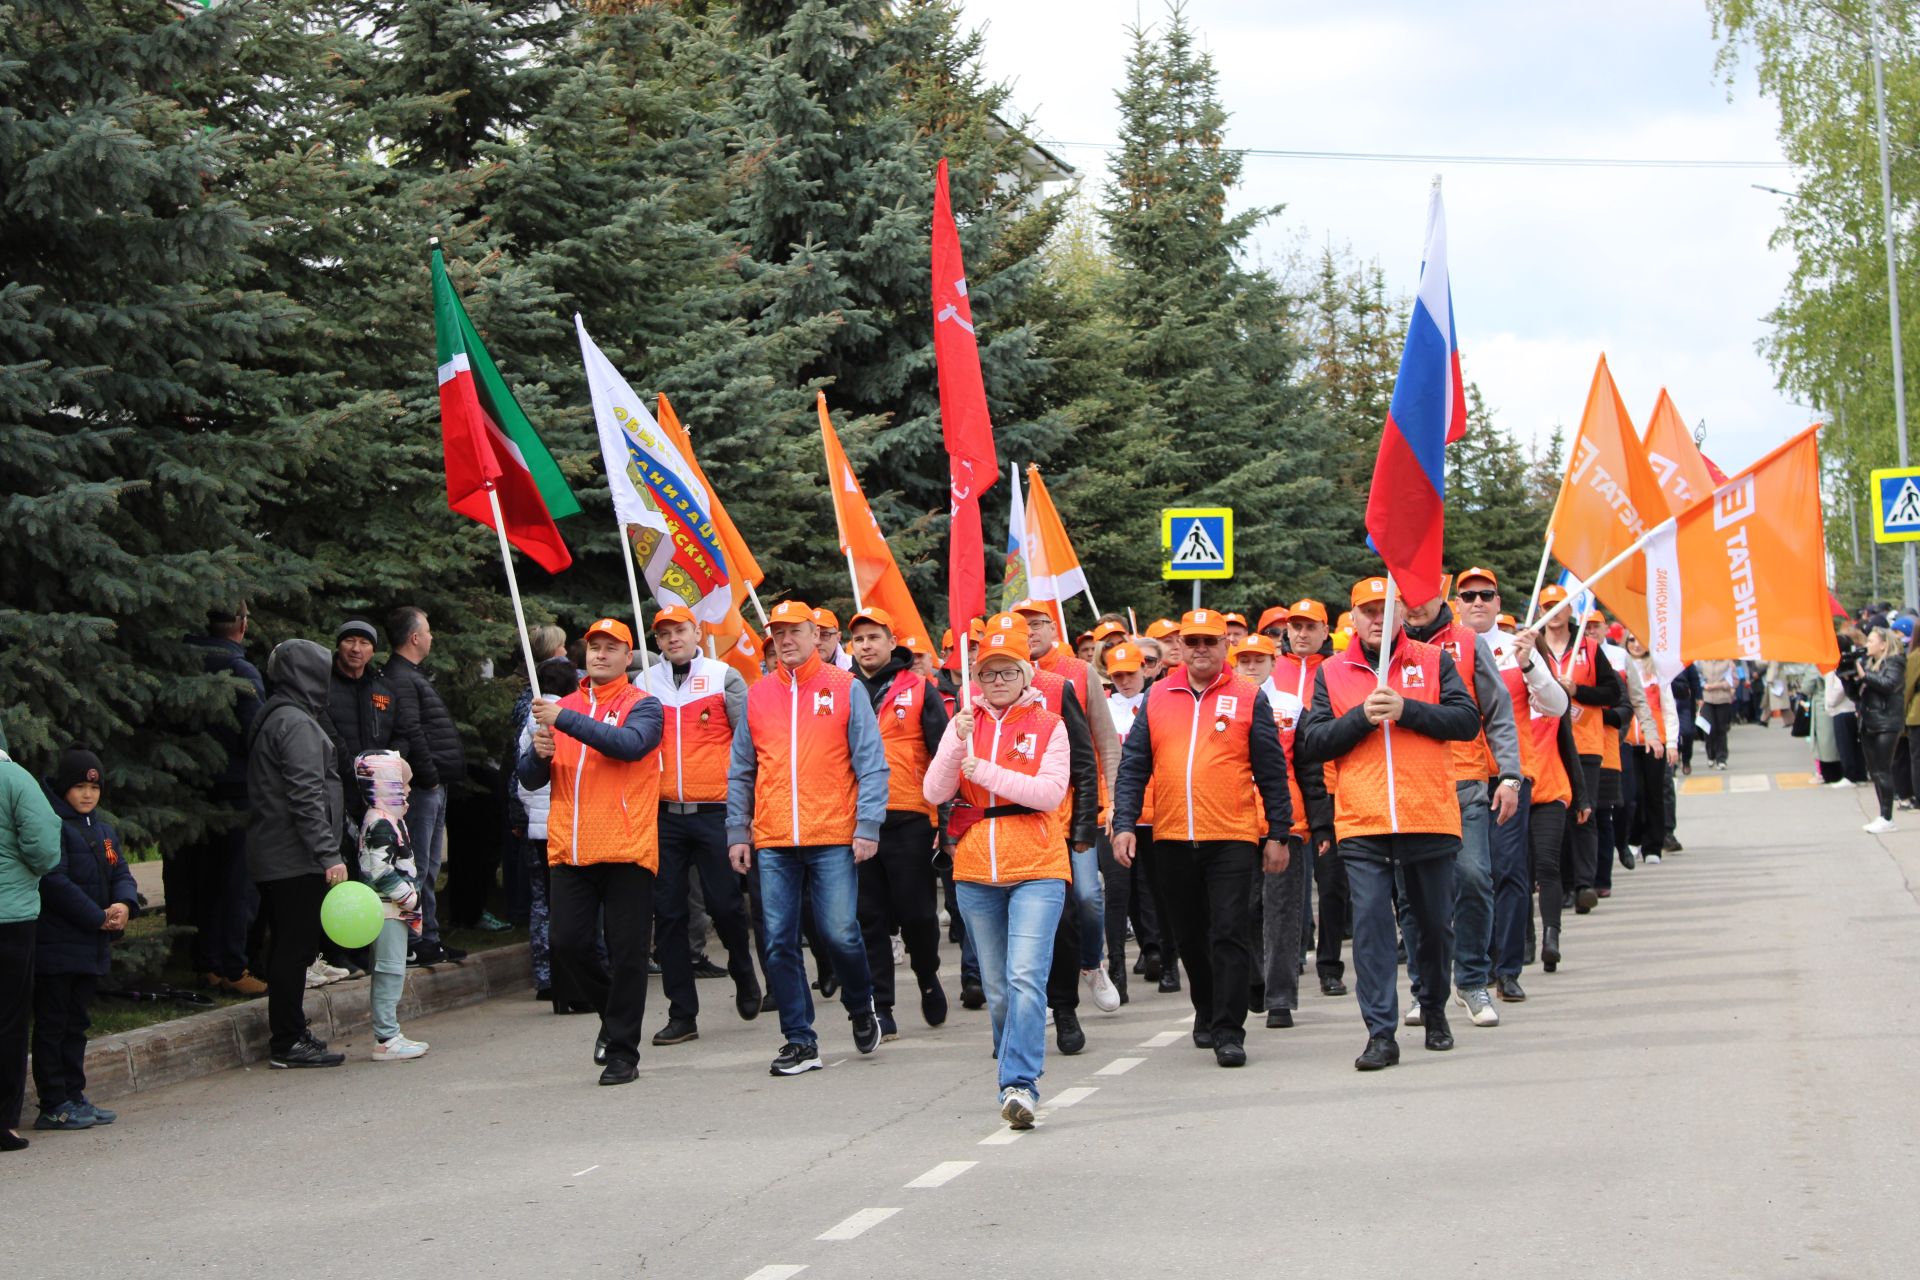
left=1457, top=589, right=1498, bottom=603
left=1184, top=636, right=1222, bottom=648
left=1141, top=656, right=1163, bottom=667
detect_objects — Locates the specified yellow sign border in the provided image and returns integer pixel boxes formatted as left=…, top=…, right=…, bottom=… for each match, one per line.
left=1871, top=467, right=1920, bottom=543
left=1161, top=507, right=1234, bottom=580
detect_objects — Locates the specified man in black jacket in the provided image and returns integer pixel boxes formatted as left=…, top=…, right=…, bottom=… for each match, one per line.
left=385, top=607, right=468, bottom=963
left=326, top=618, right=420, bottom=972
left=182, top=605, right=267, bottom=995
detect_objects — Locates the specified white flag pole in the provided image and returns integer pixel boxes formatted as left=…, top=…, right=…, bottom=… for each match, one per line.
left=487, top=484, right=542, bottom=693
left=618, top=523, right=654, bottom=673
left=1375, top=575, right=1398, bottom=685
left=1523, top=530, right=1556, bottom=627
left=1530, top=522, right=1668, bottom=635
left=845, top=549, right=864, bottom=613
left=1081, top=586, right=1103, bottom=624
left=743, top=582, right=771, bottom=629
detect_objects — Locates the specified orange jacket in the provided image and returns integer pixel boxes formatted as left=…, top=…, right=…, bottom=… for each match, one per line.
left=642, top=657, right=739, bottom=805
left=1111, top=667, right=1293, bottom=844
left=728, top=653, right=888, bottom=849
left=1432, top=622, right=1500, bottom=781
left=924, top=692, right=1071, bottom=884
left=519, top=675, right=665, bottom=870
left=866, top=666, right=941, bottom=818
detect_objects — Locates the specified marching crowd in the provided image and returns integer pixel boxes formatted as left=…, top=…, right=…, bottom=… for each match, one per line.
left=2, top=566, right=1721, bottom=1145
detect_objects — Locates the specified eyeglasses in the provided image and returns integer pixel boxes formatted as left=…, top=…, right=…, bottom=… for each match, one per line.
left=1457, top=590, right=1498, bottom=603
left=1183, top=635, right=1222, bottom=648
left=978, top=667, right=1024, bottom=685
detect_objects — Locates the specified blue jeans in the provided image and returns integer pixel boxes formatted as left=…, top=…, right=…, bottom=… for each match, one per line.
left=1069, top=846, right=1104, bottom=969
left=758, top=845, right=873, bottom=1047
left=1399, top=784, right=1493, bottom=999
left=1349, top=850, right=1454, bottom=1038
left=405, top=784, right=448, bottom=947
left=1489, top=782, right=1533, bottom=979
left=956, top=878, right=1065, bottom=1100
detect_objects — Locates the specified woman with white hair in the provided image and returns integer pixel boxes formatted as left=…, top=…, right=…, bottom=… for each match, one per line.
left=1846, top=626, right=1907, bottom=834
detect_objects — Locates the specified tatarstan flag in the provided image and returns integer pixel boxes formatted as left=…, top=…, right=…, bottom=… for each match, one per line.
left=433, top=249, right=579, bottom=572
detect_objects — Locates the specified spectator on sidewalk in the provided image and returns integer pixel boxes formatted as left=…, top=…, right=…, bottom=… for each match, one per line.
left=182, top=604, right=267, bottom=996
left=1845, top=627, right=1905, bottom=834
left=384, top=607, right=469, bottom=963
left=322, top=618, right=410, bottom=983
left=1696, top=660, right=1736, bottom=770
left=1671, top=663, right=1703, bottom=776
left=33, top=747, right=139, bottom=1131
left=1, top=724, right=61, bottom=1153
left=352, top=751, right=428, bottom=1062
left=248, top=639, right=348, bottom=1070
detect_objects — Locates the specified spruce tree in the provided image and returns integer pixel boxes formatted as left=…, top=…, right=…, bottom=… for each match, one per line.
left=1444, top=384, right=1548, bottom=592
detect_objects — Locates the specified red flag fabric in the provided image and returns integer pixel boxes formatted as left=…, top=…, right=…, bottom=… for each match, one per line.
left=933, top=158, right=998, bottom=637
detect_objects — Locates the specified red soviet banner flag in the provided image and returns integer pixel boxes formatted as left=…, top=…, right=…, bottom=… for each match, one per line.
left=932, top=157, right=998, bottom=639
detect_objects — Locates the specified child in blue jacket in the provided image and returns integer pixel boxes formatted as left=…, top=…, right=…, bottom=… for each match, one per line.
left=34, top=747, right=138, bottom=1131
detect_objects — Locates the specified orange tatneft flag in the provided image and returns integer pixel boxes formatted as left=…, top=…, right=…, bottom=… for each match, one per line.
left=818, top=394, right=936, bottom=654
left=1546, top=355, right=1669, bottom=637
left=1023, top=466, right=1090, bottom=623
left=1642, top=424, right=1838, bottom=681
left=1642, top=389, right=1716, bottom=516
left=657, top=393, right=765, bottom=682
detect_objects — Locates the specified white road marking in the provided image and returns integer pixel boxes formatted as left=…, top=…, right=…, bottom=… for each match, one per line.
left=830, top=1059, right=848, bottom=1067
left=1047, top=1086, right=1098, bottom=1108
left=742, top=1267, right=807, bottom=1280
left=817, top=1207, right=902, bottom=1240
left=1095, top=1057, right=1145, bottom=1076
left=571, top=1164, right=600, bottom=1178
left=1729, top=773, right=1771, bottom=793
left=1139, top=1030, right=1184, bottom=1048
left=979, top=1127, right=1025, bottom=1145
left=906, top=1161, right=977, bottom=1189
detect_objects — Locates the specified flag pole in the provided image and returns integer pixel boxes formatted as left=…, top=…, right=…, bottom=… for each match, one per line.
left=1523, top=531, right=1555, bottom=627
left=1126, top=607, right=1139, bottom=635
left=487, top=484, right=542, bottom=693
left=617, top=523, right=654, bottom=673
left=744, top=582, right=771, bottom=629
left=1082, top=586, right=1103, bottom=623
left=845, top=550, right=864, bottom=613
left=959, top=626, right=973, bottom=714
left=1530, top=521, right=1669, bottom=634
left=1376, top=574, right=1397, bottom=684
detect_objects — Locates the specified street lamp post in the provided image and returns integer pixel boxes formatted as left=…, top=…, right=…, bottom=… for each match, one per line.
left=1870, top=27, right=1919, bottom=611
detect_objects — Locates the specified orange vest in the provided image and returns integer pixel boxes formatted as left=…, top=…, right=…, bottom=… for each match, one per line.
left=954, top=699, right=1068, bottom=885
left=1141, top=668, right=1265, bottom=844
left=1433, top=623, right=1498, bottom=781
left=744, top=653, right=861, bottom=848
left=643, top=657, right=733, bottom=804
left=1550, top=636, right=1608, bottom=758
left=1485, top=630, right=1542, bottom=785
left=544, top=675, right=662, bottom=870
left=1320, top=639, right=1461, bottom=841
left=873, top=669, right=936, bottom=818
left=1108, top=690, right=1152, bottom=828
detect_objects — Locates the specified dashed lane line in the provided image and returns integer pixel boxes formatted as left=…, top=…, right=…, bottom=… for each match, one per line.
left=742, top=1268, right=807, bottom=1280
left=1094, top=1057, right=1146, bottom=1076
left=905, top=1161, right=976, bottom=1189
left=1139, top=1030, right=1185, bottom=1048
left=1046, top=1086, right=1099, bottom=1109
left=816, top=1207, right=902, bottom=1241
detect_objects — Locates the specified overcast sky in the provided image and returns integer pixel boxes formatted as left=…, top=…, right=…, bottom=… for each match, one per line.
left=963, top=0, right=1811, bottom=475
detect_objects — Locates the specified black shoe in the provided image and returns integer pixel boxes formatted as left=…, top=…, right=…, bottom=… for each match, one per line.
left=691, top=956, right=728, bottom=980
left=1663, top=835, right=1683, bottom=852
left=1423, top=1007, right=1454, bottom=1051
left=0, top=1131, right=26, bottom=1152
left=439, top=943, right=468, bottom=963
left=1354, top=1034, right=1400, bottom=1071
left=877, top=1007, right=899, bottom=1041
left=1320, top=976, right=1347, bottom=997
left=593, top=1032, right=609, bottom=1066
left=817, top=971, right=839, bottom=1000
left=651, top=1017, right=699, bottom=1046
left=269, top=1037, right=344, bottom=1069
left=1055, top=1008, right=1086, bottom=1055
left=1561, top=890, right=1575, bottom=911
left=1266, top=1008, right=1293, bottom=1028
left=598, top=1059, right=638, bottom=1086
left=851, top=1006, right=880, bottom=1055
left=1248, top=984, right=1265, bottom=1015
left=1574, top=886, right=1599, bottom=914
left=1192, top=1027, right=1215, bottom=1049
left=759, top=992, right=778, bottom=1015
left=1542, top=926, right=1561, bottom=973
left=1495, top=975, right=1527, bottom=1002
left=1133, top=950, right=1149, bottom=976
left=770, top=1041, right=822, bottom=1075
left=920, top=980, right=948, bottom=1027
left=1158, top=969, right=1181, bottom=994
left=960, top=977, right=986, bottom=1010
left=536, top=987, right=552, bottom=1002
left=1214, top=1040, right=1247, bottom=1067
left=1141, top=949, right=1164, bottom=983
left=1618, top=847, right=1636, bottom=870
left=407, top=941, right=440, bottom=967
left=735, top=975, right=762, bottom=1021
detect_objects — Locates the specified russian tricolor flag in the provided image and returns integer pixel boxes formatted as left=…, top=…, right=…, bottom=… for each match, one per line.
left=1365, top=184, right=1465, bottom=608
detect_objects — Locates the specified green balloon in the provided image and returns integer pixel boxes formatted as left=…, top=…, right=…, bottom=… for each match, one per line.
left=320, top=880, right=385, bottom=950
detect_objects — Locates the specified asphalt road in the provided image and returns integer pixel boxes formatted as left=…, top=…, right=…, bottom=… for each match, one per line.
left=10, top=723, right=1918, bottom=1279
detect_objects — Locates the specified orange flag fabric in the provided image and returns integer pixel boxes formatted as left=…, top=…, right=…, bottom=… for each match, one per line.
left=1642, top=425, right=1838, bottom=681
left=1023, top=466, right=1091, bottom=620
left=656, top=393, right=765, bottom=682
left=1641, top=389, right=1716, bottom=515
left=1546, top=355, right=1669, bottom=637
left=818, top=394, right=936, bottom=654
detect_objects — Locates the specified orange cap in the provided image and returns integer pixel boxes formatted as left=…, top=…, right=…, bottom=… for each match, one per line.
left=583, top=617, right=634, bottom=647
left=650, top=606, right=696, bottom=631
left=1105, top=643, right=1144, bottom=674
left=979, top=611, right=1030, bottom=660
left=1074, top=631, right=1095, bottom=647
left=1223, top=612, right=1248, bottom=629
left=1497, top=613, right=1518, bottom=629
left=1091, top=620, right=1127, bottom=643
left=1455, top=565, right=1499, bottom=589
left=940, top=628, right=955, bottom=650
left=1233, top=633, right=1278, bottom=659
left=1011, top=598, right=1054, bottom=621
left=1255, top=605, right=1290, bottom=633
left=1179, top=609, right=1226, bottom=638
left=902, top=634, right=927, bottom=653
left=849, top=606, right=896, bottom=636
left=1336, top=611, right=1354, bottom=631
left=1582, top=609, right=1606, bottom=628
left=1287, top=598, right=1330, bottom=626
left=1537, top=584, right=1569, bottom=608
left=1350, top=577, right=1391, bottom=608
left=1145, top=618, right=1179, bottom=641
left=767, top=600, right=815, bottom=627
left=810, top=606, right=840, bottom=630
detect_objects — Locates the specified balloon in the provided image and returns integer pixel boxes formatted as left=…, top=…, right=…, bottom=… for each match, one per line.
left=320, top=880, right=384, bottom=950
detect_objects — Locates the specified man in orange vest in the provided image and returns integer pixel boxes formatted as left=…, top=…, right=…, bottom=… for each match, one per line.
left=641, top=607, right=761, bottom=1049
left=1111, top=609, right=1294, bottom=1067
left=1283, top=599, right=1347, bottom=997
left=727, top=601, right=889, bottom=1076
left=1295, top=579, right=1482, bottom=1071
left=521, top=618, right=665, bottom=1086
left=847, top=606, right=951, bottom=1039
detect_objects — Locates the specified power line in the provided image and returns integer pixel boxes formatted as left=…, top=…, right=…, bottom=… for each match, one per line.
left=1040, top=140, right=1792, bottom=170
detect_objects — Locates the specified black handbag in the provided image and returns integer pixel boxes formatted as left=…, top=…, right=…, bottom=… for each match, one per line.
left=1791, top=696, right=1811, bottom=738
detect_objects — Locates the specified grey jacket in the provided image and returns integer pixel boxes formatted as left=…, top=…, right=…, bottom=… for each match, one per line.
left=247, top=639, right=346, bottom=882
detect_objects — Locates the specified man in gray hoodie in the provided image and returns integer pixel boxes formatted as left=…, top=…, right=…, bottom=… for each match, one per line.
left=247, top=639, right=347, bottom=1069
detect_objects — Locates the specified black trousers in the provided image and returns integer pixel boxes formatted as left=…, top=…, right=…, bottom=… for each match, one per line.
left=0, top=921, right=33, bottom=1129
left=1100, top=831, right=1156, bottom=994
left=857, top=812, right=941, bottom=1012
left=1047, top=863, right=1082, bottom=1012
left=656, top=806, right=756, bottom=1021
left=551, top=862, right=654, bottom=1068
left=1315, top=842, right=1350, bottom=982
left=1863, top=729, right=1901, bottom=821
left=1705, top=702, right=1734, bottom=764
left=1630, top=748, right=1668, bottom=857
left=258, top=874, right=326, bottom=1055
left=187, top=822, right=258, bottom=980
left=1139, top=833, right=1181, bottom=981
left=1833, top=711, right=1868, bottom=783
left=1157, top=839, right=1258, bottom=1043
left=31, top=972, right=98, bottom=1111
left=1559, top=756, right=1601, bottom=892
left=1530, top=801, right=1570, bottom=933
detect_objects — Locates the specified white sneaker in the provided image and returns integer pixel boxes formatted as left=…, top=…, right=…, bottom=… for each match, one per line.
left=1460, top=987, right=1500, bottom=1027
left=1830, top=778, right=1857, bottom=789
left=1000, top=1087, right=1036, bottom=1130
left=1644, top=852, right=1662, bottom=864
left=938, top=908, right=951, bottom=930
left=1404, top=1001, right=1424, bottom=1026
left=313, top=959, right=350, bottom=985
left=1864, top=816, right=1897, bottom=834
left=304, top=963, right=329, bottom=989
left=372, top=1035, right=429, bottom=1062
left=1083, top=967, right=1122, bottom=1013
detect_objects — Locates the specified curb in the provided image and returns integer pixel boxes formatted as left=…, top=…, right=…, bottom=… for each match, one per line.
left=37, top=943, right=532, bottom=1108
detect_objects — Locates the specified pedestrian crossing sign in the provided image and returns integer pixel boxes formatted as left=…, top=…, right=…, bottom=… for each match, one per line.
left=1161, top=507, right=1233, bottom=579
left=1872, top=467, right=1920, bottom=543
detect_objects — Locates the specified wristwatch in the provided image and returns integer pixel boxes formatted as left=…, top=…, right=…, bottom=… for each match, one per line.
left=1497, top=776, right=1522, bottom=790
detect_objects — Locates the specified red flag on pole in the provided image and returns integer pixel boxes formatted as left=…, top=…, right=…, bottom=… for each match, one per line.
left=933, top=158, right=998, bottom=640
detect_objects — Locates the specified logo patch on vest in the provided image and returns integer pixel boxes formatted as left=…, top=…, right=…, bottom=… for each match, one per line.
left=690, top=676, right=709, bottom=693
left=1440, top=640, right=1462, bottom=663
left=1400, top=664, right=1427, bottom=690
left=813, top=690, right=835, bottom=715
left=1010, top=733, right=1038, bottom=760
left=1214, top=695, right=1239, bottom=719
left=604, top=709, right=620, bottom=725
